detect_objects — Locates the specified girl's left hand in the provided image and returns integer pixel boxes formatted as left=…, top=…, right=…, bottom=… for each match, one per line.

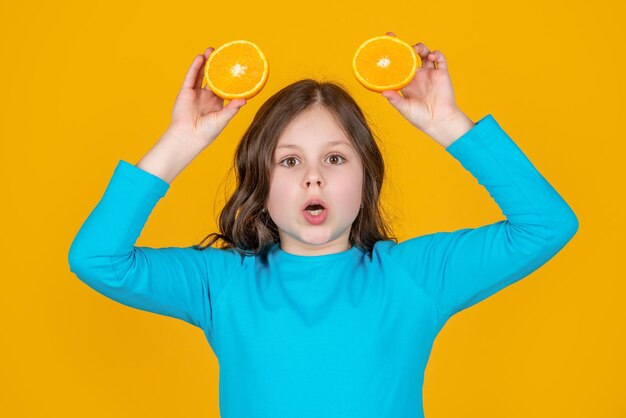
left=381, top=32, right=463, bottom=137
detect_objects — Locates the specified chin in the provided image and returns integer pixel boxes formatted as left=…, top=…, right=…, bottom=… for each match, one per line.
left=301, top=236, right=332, bottom=245
left=299, top=230, right=335, bottom=245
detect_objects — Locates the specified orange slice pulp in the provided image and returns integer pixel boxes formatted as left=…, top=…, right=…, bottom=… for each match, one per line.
left=352, top=35, right=419, bottom=92
left=203, top=40, right=269, bottom=100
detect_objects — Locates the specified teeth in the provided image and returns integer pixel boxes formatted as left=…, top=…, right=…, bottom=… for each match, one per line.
left=307, top=209, right=323, bottom=216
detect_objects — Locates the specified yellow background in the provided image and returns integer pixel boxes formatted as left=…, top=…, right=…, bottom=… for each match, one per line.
left=1, top=0, right=623, bottom=416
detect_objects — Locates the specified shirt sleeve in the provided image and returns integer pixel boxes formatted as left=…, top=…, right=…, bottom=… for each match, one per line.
left=67, top=160, right=241, bottom=331
left=389, top=114, right=579, bottom=318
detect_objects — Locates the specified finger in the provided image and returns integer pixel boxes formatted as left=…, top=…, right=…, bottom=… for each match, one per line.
left=382, top=90, right=402, bottom=101
left=414, top=42, right=435, bottom=69
left=428, top=50, right=447, bottom=70
left=195, top=47, right=214, bottom=90
left=182, top=53, right=207, bottom=90
left=385, top=31, right=396, bottom=37
left=381, top=90, right=410, bottom=115
left=210, top=98, right=247, bottom=129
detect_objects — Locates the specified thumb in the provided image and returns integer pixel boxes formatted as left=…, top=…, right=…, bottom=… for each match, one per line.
left=381, top=90, right=406, bottom=107
left=382, top=89, right=411, bottom=112
left=214, top=98, right=247, bottom=127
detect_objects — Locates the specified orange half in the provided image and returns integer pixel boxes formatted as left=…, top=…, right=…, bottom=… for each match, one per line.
left=203, top=40, right=269, bottom=100
left=352, top=35, right=419, bottom=92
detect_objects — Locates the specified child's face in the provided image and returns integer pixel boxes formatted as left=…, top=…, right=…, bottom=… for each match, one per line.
left=267, top=106, right=364, bottom=256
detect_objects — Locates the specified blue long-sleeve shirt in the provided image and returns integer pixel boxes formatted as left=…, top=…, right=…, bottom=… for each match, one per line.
left=68, top=114, right=578, bottom=418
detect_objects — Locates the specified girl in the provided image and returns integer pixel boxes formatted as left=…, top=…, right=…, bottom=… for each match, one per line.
left=68, top=33, right=578, bottom=418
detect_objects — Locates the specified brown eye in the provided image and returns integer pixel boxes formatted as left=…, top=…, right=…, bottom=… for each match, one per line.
left=279, top=157, right=299, bottom=168
left=327, top=154, right=346, bottom=165
left=279, top=154, right=346, bottom=168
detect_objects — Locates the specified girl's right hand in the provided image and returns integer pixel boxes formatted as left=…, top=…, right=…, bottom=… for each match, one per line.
left=166, top=47, right=247, bottom=150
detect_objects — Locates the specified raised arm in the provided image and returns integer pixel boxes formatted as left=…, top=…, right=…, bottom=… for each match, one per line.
left=68, top=48, right=247, bottom=330
left=67, top=160, right=242, bottom=330
left=379, top=37, right=578, bottom=317
left=390, top=114, right=578, bottom=318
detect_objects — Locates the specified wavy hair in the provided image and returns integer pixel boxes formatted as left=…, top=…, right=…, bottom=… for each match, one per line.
left=193, top=78, right=398, bottom=257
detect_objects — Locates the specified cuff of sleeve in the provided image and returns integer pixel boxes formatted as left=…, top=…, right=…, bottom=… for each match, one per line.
left=111, top=160, right=170, bottom=198
left=444, top=114, right=500, bottom=156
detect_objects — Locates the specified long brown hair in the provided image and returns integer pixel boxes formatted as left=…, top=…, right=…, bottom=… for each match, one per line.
left=193, top=78, right=398, bottom=257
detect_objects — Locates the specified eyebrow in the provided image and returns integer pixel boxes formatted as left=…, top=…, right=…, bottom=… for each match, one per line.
left=275, top=140, right=352, bottom=150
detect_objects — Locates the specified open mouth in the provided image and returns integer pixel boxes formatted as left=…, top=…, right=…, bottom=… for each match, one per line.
left=302, top=203, right=328, bottom=224
left=305, top=204, right=325, bottom=216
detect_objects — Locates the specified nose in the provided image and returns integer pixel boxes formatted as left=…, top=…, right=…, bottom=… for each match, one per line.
left=304, top=171, right=323, bottom=188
